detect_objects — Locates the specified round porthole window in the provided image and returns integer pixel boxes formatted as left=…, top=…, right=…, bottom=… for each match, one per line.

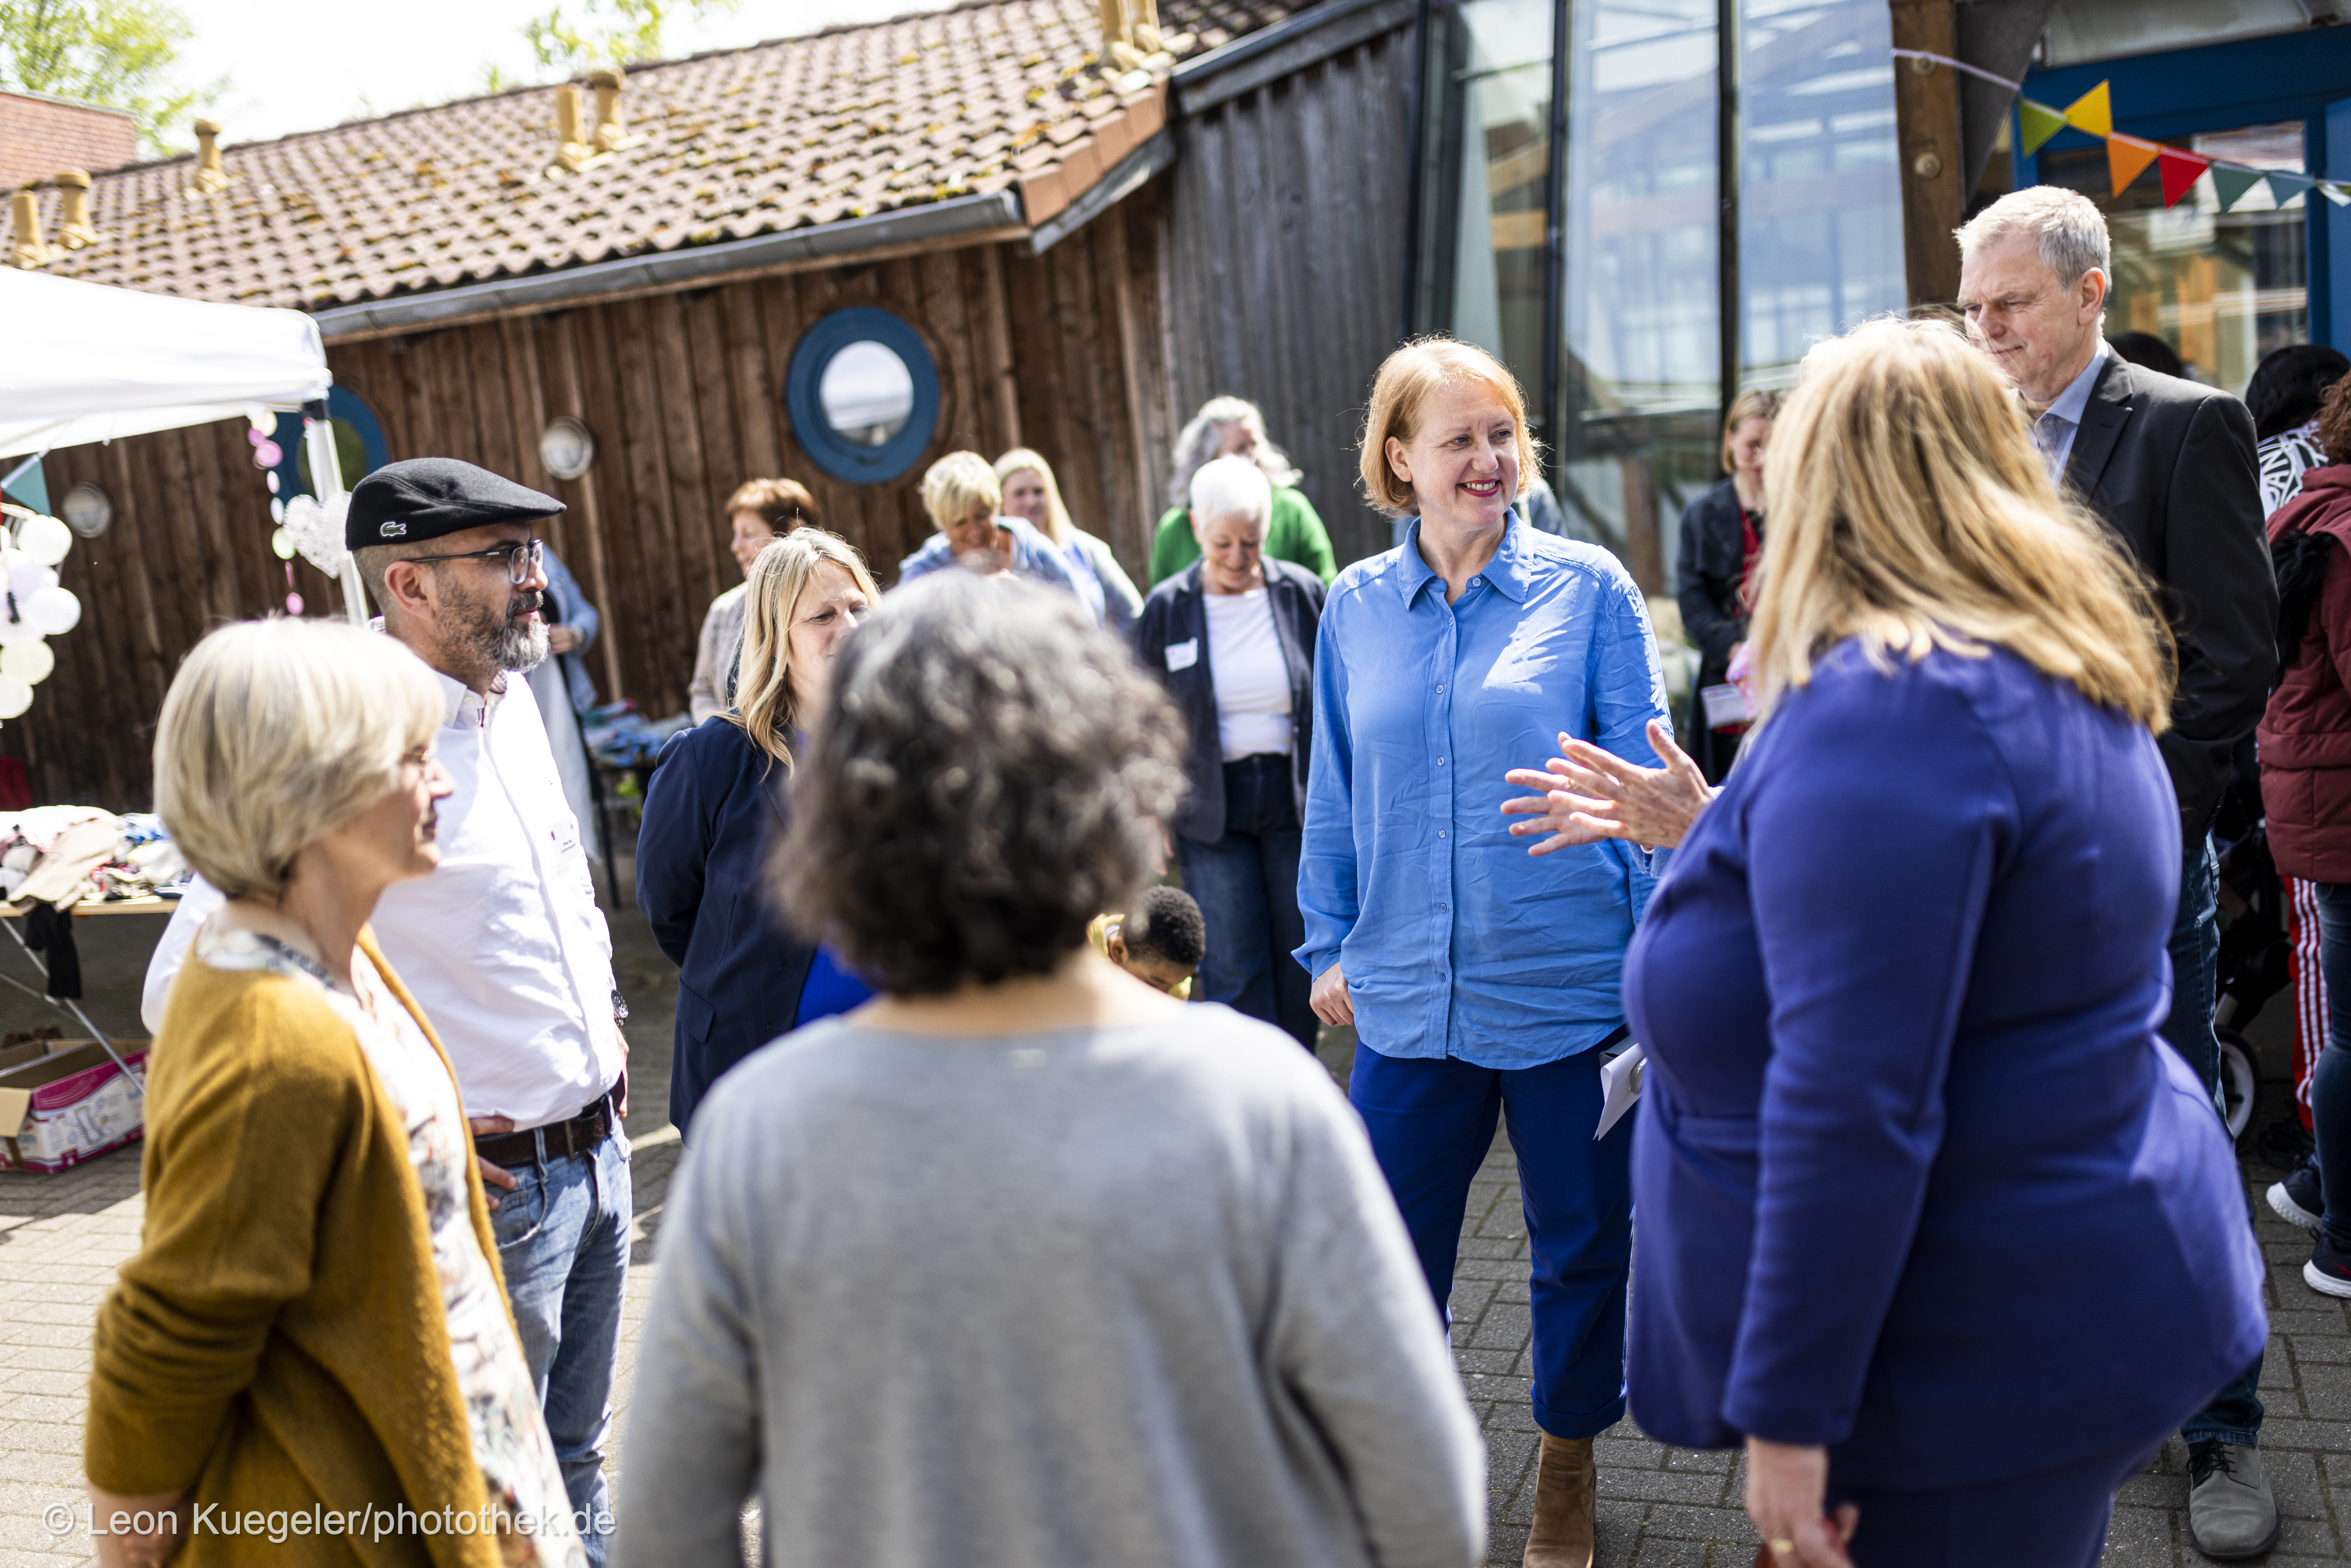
left=787, top=308, right=940, bottom=484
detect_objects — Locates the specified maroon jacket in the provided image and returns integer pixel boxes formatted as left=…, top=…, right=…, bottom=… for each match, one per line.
left=2261, top=465, right=2351, bottom=880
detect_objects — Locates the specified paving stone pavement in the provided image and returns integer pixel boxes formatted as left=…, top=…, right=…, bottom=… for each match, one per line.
left=5, top=887, right=2350, bottom=1566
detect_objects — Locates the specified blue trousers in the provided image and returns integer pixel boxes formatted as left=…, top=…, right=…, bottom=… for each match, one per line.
left=1827, top=1439, right=2152, bottom=1567
left=1177, top=753, right=1315, bottom=1048
left=490, top=1123, right=632, bottom=1564
left=1348, top=1043, right=1632, bottom=1438
left=2160, top=834, right=2265, bottom=1449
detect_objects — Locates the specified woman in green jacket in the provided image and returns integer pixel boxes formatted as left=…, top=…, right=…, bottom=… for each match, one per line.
left=1148, top=397, right=1338, bottom=587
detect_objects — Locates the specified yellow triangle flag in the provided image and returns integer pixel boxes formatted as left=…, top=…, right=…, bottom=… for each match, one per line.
left=2063, top=81, right=2112, bottom=139
left=2106, top=134, right=2161, bottom=196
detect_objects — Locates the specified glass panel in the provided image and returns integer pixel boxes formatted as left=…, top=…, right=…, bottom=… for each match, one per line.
left=1737, top=0, right=1905, bottom=386
left=1431, top=0, right=1556, bottom=402
left=2038, top=120, right=2309, bottom=390
left=1555, top=0, right=1720, bottom=591
left=818, top=340, right=916, bottom=447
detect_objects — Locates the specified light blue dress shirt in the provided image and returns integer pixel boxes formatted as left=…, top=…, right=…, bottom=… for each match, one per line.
left=2030, top=342, right=2108, bottom=486
left=1295, top=514, right=1669, bottom=1068
left=897, top=513, right=1091, bottom=617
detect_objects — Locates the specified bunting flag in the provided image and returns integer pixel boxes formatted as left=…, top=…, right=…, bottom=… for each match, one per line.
left=2061, top=81, right=2113, bottom=139
left=2019, top=98, right=2070, bottom=156
left=2105, top=133, right=2161, bottom=197
left=2002, top=75, right=2351, bottom=211
left=2157, top=146, right=2212, bottom=209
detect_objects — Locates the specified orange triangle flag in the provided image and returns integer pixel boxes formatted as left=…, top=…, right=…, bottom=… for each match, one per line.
left=2107, top=133, right=2161, bottom=196
left=2063, top=81, right=2112, bottom=139
left=2157, top=147, right=2211, bottom=207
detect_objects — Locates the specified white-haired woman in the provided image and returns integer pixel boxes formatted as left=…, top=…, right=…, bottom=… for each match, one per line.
left=86, top=619, right=583, bottom=1568
left=996, top=447, right=1143, bottom=638
left=638, top=529, right=882, bottom=1135
left=1136, top=454, right=1327, bottom=1048
left=1148, top=396, right=1337, bottom=588
left=899, top=451, right=1089, bottom=610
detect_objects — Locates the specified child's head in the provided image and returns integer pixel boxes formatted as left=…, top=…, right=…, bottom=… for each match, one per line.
left=1107, top=885, right=1205, bottom=996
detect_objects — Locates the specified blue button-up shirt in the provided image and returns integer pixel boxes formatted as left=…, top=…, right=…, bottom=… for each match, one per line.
left=2030, top=341, right=2108, bottom=486
left=1296, top=515, right=1669, bottom=1068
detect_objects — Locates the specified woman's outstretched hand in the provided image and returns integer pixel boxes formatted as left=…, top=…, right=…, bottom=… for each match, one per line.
left=1502, top=718, right=1715, bottom=852
left=1744, top=1438, right=1858, bottom=1568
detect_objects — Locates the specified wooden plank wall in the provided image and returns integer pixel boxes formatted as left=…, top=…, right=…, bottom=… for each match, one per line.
left=4, top=198, right=1171, bottom=809
left=1161, top=26, right=1415, bottom=568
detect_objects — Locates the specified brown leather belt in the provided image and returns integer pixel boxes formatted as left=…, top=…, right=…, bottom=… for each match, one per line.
left=475, top=1094, right=612, bottom=1168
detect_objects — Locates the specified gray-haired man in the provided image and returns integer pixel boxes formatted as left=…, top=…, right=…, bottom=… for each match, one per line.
left=1958, top=185, right=2278, bottom=1561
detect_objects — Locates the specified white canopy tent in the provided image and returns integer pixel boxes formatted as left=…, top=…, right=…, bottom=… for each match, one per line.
left=0, top=269, right=364, bottom=621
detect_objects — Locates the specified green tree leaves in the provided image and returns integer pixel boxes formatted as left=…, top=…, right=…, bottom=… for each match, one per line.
left=0, top=0, right=221, bottom=156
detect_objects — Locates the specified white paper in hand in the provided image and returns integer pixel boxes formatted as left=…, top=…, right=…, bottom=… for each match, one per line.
left=1595, top=1042, right=1645, bottom=1140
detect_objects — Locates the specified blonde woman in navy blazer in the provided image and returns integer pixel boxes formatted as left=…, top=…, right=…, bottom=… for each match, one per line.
left=1612, top=319, right=2265, bottom=1567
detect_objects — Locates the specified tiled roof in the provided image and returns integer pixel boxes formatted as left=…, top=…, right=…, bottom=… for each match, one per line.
left=11, top=0, right=1298, bottom=311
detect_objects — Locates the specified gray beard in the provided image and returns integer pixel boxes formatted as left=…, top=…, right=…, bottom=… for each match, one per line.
left=495, top=613, right=550, bottom=673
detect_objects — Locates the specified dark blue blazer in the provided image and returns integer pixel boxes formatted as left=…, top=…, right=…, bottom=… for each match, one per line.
left=1134, top=559, right=1325, bottom=843
left=637, top=717, right=818, bottom=1134
left=1622, top=641, right=2265, bottom=1489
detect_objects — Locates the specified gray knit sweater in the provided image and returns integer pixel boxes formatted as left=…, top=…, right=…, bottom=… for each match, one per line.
left=613, top=1008, right=1485, bottom=1568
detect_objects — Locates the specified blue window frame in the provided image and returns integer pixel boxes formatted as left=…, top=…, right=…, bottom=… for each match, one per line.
left=785, top=307, right=942, bottom=485
left=267, top=386, right=391, bottom=500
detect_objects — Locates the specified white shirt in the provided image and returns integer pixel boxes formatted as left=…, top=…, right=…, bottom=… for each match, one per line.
left=142, top=667, right=622, bottom=1128
left=1203, top=587, right=1292, bottom=760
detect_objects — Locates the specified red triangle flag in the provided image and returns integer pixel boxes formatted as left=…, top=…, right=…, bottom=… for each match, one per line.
left=2158, top=146, right=2212, bottom=208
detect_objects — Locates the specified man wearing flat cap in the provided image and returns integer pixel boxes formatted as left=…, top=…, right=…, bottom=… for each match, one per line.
left=352, top=458, right=632, bottom=1563
left=142, top=460, right=633, bottom=1560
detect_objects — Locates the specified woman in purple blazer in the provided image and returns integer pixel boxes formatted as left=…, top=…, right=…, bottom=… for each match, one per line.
left=1615, top=320, right=2265, bottom=1567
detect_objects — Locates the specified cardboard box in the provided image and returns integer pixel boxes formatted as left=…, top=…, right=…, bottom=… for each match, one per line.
left=0, top=1038, right=149, bottom=1173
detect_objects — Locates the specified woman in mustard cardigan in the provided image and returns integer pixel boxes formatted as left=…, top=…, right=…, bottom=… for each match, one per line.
left=85, top=619, right=585, bottom=1568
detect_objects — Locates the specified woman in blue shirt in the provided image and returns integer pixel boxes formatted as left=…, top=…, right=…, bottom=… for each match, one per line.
left=1620, top=320, right=2264, bottom=1567
left=637, top=528, right=879, bottom=1135
left=1297, top=337, right=1669, bottom=1563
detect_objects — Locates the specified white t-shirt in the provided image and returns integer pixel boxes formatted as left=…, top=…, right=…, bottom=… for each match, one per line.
left=1203, top=588, right=1292, bottom=760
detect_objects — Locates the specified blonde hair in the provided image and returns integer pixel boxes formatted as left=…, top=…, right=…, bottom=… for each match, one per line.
left=154, top=619, right=445, bottom=901
left=725, top=529, right=880, bottom=772
left=1169, top=397, right=1301, bottom=510
left=1358, top=337, right=1540, bottom=517
left=1719, top=387, right=1783, bottom=473
left=1745, top=316, right=2170, bottom=728
left=993, top=448, right=1074, bottom=546
left=919, top=451, right=1002, bottom=532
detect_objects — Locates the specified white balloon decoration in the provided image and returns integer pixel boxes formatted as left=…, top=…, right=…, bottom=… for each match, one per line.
left=26, top=587, right=79, bottom=637
left=16, top=513, right=72, bottom=568
left=1, top=640, right=53, bottom=685
left=7, top=562, right=56, bottom=605
left=0, top=676, right=34, bottom=720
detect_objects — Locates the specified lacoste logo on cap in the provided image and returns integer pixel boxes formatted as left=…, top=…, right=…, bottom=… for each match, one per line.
left=380, top=521, right=407, bottom=538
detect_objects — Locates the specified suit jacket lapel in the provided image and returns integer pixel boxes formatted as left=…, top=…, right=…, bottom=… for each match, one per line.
left=2064, top=356, right=2132, bottom=502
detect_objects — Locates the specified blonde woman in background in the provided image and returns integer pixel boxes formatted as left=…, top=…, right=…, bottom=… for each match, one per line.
left=899, top=451, right=1089, bottom=610
left=87, top=618, right=583, bottom=1568
left=1615, top=318, right=2263, bottom=1566
left=690, top=477, right=819, bottom=722
left=1148, top=396, right=1337, bottom=587
left=637, top=530, right=882, bottom=1135
left=996, top=447, right=1143, bottom=638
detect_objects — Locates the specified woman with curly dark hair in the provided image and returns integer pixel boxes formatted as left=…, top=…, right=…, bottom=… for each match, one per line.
left=613, top=572, right=1485, bottom=1568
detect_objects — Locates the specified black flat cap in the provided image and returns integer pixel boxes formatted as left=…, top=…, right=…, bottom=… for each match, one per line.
left=346, top=457, right=564, bottom=550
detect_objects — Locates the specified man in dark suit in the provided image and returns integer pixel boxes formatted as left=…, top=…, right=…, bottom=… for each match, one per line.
left=1959, top=185, right=2279, bottom=1561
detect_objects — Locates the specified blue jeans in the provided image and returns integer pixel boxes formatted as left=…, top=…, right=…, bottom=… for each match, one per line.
left=1347, top=1043, right=1633, bottom=1438
left=2308, top=883, right=2351, bottom=1251
left=2164, top=834, right=2265, bottom=1449
left=1176, top=753, right=1315, bottom=1048
left=490, top=1123, right=632, bottom=1564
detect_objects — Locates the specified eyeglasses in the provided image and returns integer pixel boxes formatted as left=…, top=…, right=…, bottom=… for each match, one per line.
left=407, top=538, right=544, bottom=585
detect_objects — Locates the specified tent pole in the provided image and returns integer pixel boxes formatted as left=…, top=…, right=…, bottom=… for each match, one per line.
left=302, top=400, right=368, bottom=626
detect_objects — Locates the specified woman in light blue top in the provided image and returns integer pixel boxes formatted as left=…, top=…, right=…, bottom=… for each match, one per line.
left=1297, top=337, right=1667, bottom=1563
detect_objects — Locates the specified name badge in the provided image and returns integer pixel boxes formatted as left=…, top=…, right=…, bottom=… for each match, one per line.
left=1166, top=638, right=1199, bottom=672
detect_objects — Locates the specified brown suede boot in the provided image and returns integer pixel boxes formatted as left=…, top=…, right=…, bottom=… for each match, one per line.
left=1522, top=1432, right=1596, bottom=1568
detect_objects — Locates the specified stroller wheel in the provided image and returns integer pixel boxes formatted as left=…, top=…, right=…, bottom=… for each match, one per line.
left=2218, top=1029, right=2258, bottom=1143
